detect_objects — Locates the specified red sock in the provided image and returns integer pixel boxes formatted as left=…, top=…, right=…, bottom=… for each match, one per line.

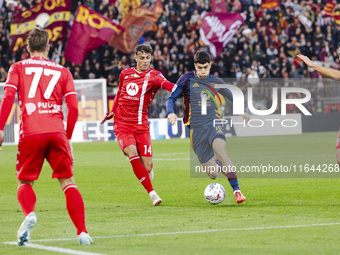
left=129, top=156, right=153, bottom=193
left=63, top=185, right=87, bottom=235
left=17, top=184, right=36, bottom=217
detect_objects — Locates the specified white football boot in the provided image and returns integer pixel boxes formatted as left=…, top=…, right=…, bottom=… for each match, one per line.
left=17, top=212, right=37, bottom=246
left=149, top=190, right=162, bottom=206
left=78, top=232, right=93, bottom=245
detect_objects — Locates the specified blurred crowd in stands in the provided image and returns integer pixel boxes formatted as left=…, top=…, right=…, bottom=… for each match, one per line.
left=1, top=0, right=340, bottom=117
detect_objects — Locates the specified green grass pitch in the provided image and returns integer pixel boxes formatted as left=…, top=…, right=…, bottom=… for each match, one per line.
left=1, top=132, right=340, bottom=254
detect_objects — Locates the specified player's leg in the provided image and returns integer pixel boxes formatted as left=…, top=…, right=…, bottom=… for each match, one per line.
left=140, top=156, right=161, bottom=204
left=16, top=134, right=46, bottom=246
left=136, top=131, right=162, bottom=205
left=212, top=138, right=246, bottom=204
left=47, top=132, right=91, bottom=245
left=190, top=128, right=218, bottom=179
left=124, top=145, right=161, bottom=205
left=16, top=180, right=37, bottom=246
left=124, top=145, right=153, bottom=191
left=140, top=156, right=154, bottom=181
left=115, top=124, right=160, bottom=205
left=58, top=177, right=92, bottom=245
left=201, top=158, right=220, bottom=179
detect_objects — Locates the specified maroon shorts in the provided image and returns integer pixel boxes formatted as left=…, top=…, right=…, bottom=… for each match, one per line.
left=16, top=132, right=74, bottom=180
left=113, top=123, right=152, bottom=157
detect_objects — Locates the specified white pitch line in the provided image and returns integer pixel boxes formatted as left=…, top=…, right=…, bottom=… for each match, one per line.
left=3, top=242, right=104, bottom=255
left=22, top=222, right=340, bottom=243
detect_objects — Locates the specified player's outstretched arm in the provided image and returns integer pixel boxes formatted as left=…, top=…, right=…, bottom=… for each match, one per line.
left=100, top=112, right=114, bottom=124
left=297, top=54, right=340, bottom=80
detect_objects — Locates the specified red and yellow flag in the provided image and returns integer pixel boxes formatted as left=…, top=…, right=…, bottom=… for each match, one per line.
left=64, top=5, right=124, bottom=64
left=10, top=0, right=71, bottom=53
left=261, top=0, right=279, bottom=10
left=324, top=1, right=335, bottom=17
left=119, top=0, right=141, bottom=18
left=109, top=0, right=162, bottom=53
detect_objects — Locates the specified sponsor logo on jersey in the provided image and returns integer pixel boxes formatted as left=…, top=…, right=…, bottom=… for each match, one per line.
left=37, top=102, right=62, bottom=112
left=124, top=75, right=129, bottom=79
left=126, top=83, right=139, bottom=96
left=193, top=83, right=199, bottom=87
left=123, top=96, right=139, bottom=100
left=25, top=103, right=36, bottom=115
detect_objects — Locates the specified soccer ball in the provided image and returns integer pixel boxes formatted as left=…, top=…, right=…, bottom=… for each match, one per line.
left=204, top=183, right=225, bottom=205
left=35, top=13, right=50, bottom=29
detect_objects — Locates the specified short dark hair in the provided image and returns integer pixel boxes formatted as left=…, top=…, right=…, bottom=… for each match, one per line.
left=134, top=44, right=153, bottom=55
left=27, top=28, right=49, bottom=52
left=194, top=51, right=211, bottom=64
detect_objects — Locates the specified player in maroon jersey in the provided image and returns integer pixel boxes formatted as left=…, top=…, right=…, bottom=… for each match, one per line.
left=0, top=28, right=92, bottom=246
left=101, top=44, right=175, bottom=206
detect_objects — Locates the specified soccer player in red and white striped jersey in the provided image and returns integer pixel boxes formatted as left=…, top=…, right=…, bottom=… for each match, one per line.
left=101, top=44, right=175, bottom=206
left=0, top=28, right=92, bottom=246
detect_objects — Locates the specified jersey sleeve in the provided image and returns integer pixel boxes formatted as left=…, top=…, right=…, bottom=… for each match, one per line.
left=63, top=69, right=77, bottom=97
left=65, top=94, right=78, bottom=139
left=62, top=69, right=78, bottom=139
left=4, top=63, right=20, bottom=91
left=166, top=74, right=188, bottom=115
left=154, top=72, right=175, bottom=92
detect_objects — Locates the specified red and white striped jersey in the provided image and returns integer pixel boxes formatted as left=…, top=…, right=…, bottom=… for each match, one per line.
left=112, top=67, right=174, bottom=126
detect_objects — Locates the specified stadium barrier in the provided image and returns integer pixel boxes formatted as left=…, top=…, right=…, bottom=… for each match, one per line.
left=5, top=113, right=340, bottom=144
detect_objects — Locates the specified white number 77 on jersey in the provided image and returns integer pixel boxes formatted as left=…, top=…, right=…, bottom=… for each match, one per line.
left=25, top=67, right=61, bottom=99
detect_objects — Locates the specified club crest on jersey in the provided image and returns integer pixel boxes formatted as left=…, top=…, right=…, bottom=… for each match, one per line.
left=131, top=73, right=140, bottom=78
left=126, top=83, right=139, bottom=96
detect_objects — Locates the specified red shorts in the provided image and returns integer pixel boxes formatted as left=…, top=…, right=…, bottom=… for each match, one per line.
left=16, top=132, right=74, bottom=180
left=113, top=123, right=152, bottom=157
left=336, top=128, right=340, bottom=150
